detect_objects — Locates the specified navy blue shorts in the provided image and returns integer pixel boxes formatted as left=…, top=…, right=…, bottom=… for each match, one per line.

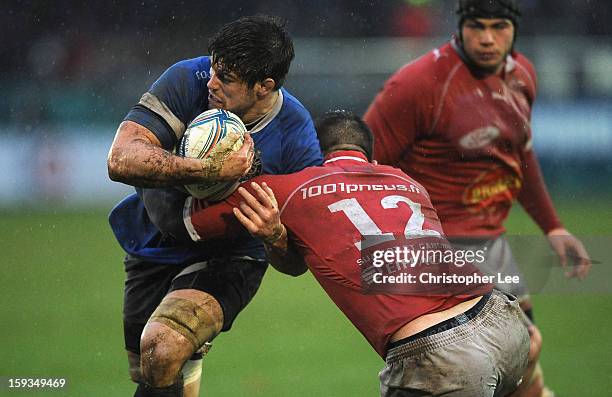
left=122, top=254, right=268, bottom=354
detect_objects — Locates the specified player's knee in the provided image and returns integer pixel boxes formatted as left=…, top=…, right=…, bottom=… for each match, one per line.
left=140, top=321, right=191, bottom=386
left=140, top=295, right=221, bottom=386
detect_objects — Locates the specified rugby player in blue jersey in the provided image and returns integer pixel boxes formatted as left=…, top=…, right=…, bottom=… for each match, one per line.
left=107, top=16, right=323, bottom=397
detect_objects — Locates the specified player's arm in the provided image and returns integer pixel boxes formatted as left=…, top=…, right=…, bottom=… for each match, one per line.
left=363, top=67, right=432, bottom=165
left=263, top=224, right=308, bottom=277
left=139, top=186, right=193, bottom=243
left=107, top=121, right=253, bottom=187
left=232, top=182, right=308, bottom=276
left=517, top=149, right=591, bottom=279
left=107, top=60, right=253, bottom=187
left=183, top=180, right=308, bottom=275
left=516, top=59, right=590, bottom=279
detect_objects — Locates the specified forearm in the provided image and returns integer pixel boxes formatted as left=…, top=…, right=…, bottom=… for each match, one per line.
left=107, top=121, right=212, bottom=187
left=517, top=150, right=562, bottom=233
left=264, top=225, right=308, bottom=277
left=140, top=187, right=192, bottom=242
left=228, top=181, right=307, bottom=275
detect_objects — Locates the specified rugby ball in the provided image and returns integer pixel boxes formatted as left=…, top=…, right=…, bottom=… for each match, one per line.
left=178, top=109, right=247, bottom=201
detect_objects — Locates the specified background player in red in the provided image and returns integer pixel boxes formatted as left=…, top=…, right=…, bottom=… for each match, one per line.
left=167, top=111, right=532, bottom=396
left=363, top=1, right=591, bottom=396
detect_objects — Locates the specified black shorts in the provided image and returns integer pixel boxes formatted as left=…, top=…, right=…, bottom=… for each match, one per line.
left=122, top=254, right=268, bottom=354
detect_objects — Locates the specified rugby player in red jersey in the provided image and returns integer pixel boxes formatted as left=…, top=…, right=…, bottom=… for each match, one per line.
left=364, top=1, right=591, bottom=395
left=163, top=111, right=531, bottom=396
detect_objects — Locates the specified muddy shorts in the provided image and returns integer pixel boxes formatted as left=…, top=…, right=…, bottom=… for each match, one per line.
left=379, top=290, right=530, bottom=397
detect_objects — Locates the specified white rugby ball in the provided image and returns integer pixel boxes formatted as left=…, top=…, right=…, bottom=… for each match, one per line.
left=178, top=109, right=247, bottom=201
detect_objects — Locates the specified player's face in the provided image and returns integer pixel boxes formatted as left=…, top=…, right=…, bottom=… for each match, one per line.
left=461, top=18, right=514, bottom=74
left=207, top=63, right=257, bottom=119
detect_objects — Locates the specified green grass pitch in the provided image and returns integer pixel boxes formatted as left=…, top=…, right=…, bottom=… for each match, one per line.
left=1, top=199, right=610, bottom=396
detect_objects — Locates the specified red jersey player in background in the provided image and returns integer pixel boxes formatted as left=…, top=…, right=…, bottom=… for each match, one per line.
left=364, top=1, right=591, bottom=396
left=171, top=111, right=531, bottom=396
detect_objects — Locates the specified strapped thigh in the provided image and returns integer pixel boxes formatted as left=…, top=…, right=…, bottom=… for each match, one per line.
left=149, top=297, right=219, bottom=349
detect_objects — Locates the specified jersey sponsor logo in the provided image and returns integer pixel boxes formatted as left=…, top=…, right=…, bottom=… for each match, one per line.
left=280, top=171, right=430, bottom=215
left=300, top=183, right=419, bottom=200
left=459, top=126, right=500, bottom=149
left=463, top=166, right=521, bottom=208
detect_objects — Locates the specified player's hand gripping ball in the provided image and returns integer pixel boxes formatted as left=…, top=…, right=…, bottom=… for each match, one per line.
left=178, top=109, right=247, bottom=201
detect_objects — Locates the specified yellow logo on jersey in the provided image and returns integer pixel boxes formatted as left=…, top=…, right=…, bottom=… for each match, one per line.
left=463, top=167, right=522, bottom=207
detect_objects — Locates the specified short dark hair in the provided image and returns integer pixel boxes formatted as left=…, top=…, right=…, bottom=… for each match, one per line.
left=208, top=15, right=295, bottom=89
left=315, top=110, right=374, bottom=161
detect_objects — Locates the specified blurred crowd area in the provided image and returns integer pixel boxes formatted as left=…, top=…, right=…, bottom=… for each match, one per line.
left=1, top=1, right=610, bottom=206
left=2, top=0, right=612, bottom=128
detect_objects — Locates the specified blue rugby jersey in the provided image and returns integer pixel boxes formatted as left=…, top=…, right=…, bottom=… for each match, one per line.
left=109, top=56, right=323, bottom=264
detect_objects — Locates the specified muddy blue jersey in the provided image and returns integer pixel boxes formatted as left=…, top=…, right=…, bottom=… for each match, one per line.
left=109, top=56, right=323, bottom=264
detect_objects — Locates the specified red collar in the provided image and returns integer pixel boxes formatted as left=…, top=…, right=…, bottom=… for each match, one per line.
left=323, top=150, right=369, bottom=165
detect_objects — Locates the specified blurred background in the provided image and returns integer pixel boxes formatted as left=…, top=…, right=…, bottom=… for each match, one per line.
left=1, top=1, right=611, bottom=396
left=1, top=0, right=611, bottom=206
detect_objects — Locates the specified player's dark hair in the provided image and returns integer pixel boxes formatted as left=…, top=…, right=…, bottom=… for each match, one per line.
left=315, top=110, right=374, bottom=161
left=208, top=15, right=295, bottom=90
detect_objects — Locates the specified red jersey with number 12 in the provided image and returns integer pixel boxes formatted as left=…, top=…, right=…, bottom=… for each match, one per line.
left=186, top=151, right=491, bottom=357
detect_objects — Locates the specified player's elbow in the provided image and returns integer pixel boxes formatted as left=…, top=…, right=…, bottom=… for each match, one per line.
left=107, top=152, right=122, bottom=182
left=284, top=267, right=308, bottom=277
left=107, top=145, right=133, bottom=182
left=281, top=269, right=307, bottom=277
left=141, top=188, right=192, bottom=243
left=107, top=127, right=146, bottom=183
left=272, top=262, right=308, bottom=277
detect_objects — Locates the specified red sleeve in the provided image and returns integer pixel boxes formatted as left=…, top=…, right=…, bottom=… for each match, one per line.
left=363, top=61, right=435, bottom=166
left=188, top=190, right=247, bottom=241
left=517, top=149, right=563, bottom=233
left=187, top=175, right=290, bottom=241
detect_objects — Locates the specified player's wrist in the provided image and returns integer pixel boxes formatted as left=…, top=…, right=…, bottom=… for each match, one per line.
left=264, top=224, right=286, bottom=246
left=546, top=227, right=569, bottom=237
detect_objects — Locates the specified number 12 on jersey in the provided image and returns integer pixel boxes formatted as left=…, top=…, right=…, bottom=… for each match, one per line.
left=327, top=195, right=441, bottom=251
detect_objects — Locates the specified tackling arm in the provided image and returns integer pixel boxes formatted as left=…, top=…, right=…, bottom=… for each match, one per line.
left=185, top=180, right=308, bottom=276
left=231, top=182, right=308, bottom=276
left=262, top=224, right=308, bottom=277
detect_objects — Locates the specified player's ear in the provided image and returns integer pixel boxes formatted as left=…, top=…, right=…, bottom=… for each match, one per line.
left=256, top=78, right=276, bottom=97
